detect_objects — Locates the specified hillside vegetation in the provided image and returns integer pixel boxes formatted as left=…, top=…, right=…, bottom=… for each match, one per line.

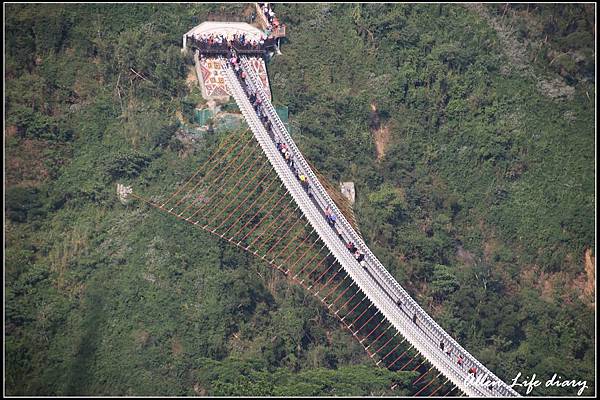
left=5, top=3, right=595, bottom=396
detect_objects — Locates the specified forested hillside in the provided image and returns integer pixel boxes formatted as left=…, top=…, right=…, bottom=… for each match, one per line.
left=5, top=3, right=595, bottom=396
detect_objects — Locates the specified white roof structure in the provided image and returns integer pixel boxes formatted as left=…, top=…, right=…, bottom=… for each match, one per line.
left=182, top=21, right=264, bottom=50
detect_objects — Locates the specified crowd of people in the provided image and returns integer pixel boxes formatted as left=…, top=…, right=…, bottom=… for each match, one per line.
left=189, top=30, right=277, bottom=54
left=439, top=340, right=484, bottom=383
left=258, top=2, right=284, bottom=36
left=189, top=3, right=284, bottom=54
left=231, top=52, right=312, bottom=199
left=230, top=56, right=497, bottom=392
left=187, top=3, right=285, bottom=55
left=345, top=238, right=369, bottom=269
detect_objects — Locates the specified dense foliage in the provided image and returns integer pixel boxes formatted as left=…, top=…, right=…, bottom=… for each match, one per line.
left=5, top=3, right=595, bottom=396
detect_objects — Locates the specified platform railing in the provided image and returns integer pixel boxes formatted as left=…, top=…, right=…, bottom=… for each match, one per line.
left=186, top=36, right=278, bottom=55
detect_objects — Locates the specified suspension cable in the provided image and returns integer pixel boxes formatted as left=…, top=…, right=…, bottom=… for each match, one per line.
left=218, top=177, right=282, bottom=237
left=160, top=129, right=246, bottom=209
left=182, top=144, right=261, bottom=219
left=171, top=131, right=254, bottom=211
left=231, top=185, right=287, bottom=241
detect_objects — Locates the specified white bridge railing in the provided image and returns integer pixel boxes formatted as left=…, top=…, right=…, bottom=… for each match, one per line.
left=221, top=56, right=520, bottom=397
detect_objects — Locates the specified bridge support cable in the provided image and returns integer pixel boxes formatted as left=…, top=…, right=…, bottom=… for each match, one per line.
left=334, top=286, right=363, bottom=315
left=280, top=238, right=320, bottom=275
left=371, top=329, right=400, bottom=359
left=170, top=131, right=254, bottom=213
left=201, top=161, right=271, bottom=227
left=290, top=280, right=381, bottom=361
left=313, top=266, right=344, bottom=296
left=207, top=172, right=277, bottom=233
left=321, top=272, right=350, bottom=302
left=200, top=152, right=271, bottom=224
left=320, top=275, right=354, bottom=306
left=414, top=371, right=442, bottom=395
left=379, top=340, right=407, bottom=365
left=309, top=265, right=341, bottom=294
left=347, top=303, right=373, bottom=329
left=291, top=242, right=328, bottom=277
left=375, top=338, right=410, bottom=368
left=173, top=141, right=255, bottom=218
left=301, top=254, right=332, bottom=284
left=231, top=188, right=288, bottom=241
left=255, top=206, right=303, bottom=254
left=365, top=324, right=394, bottom=354
left=183, top=144, right=262, bottom=219
left=443, top=385, right=460, bottom=396
left=265, top=219, right=310, bottom=262
left=128, top=142, right=318, bottom=278
left=306, top=259, right=337, bottom=290
left=129, top=191, right=292, bottom=275
left=245, top=200, right=296, bottom=249
left=397, top=354, right=418, bottom=371
left=388, top=345, right=414, bottom=369
left=380, top=344, right=427, bottom=372
left=132, top=52, right=512, bottom=396
left=354, top=309, right=380, bottom=336
left=218, top=178, right=283, bottom=237
left=351, top=307, right=382, bottom=337
left=355, top=310, right=387, bottom=342
left=272, top=225, right=315, bottom=265
left=414, top=366, right=435, bottom=386
left=411, top=358, right=430, bottom=373
left=131, top=143, right=420, bottom=386
left=340, top=295, right=368, bottom=323
left=329, top=280, right=355, bottom=308
left=159, top=129, right=245, bottom=209
left=232, top=188, right=295, bottom=252
left=359, top=318, right=386, bottom=344
left=235, top=56, right=517, bottom=397
left=282, top=237, right=329, bottom=274
left=429, top=378, right=451, bottom=397
left=354, top=313, right=389, bottom=345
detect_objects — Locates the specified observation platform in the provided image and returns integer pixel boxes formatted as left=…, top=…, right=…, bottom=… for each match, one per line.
left=182, top=21, right=272, bottom=102
left=183, top=21, right=279, bottom=55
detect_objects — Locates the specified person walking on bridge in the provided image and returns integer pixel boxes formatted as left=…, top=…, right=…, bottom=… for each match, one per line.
left=346, top=241, right=357, bottom=253
left=299, top=174, right=309, bottom=192
left=355, top=250, right=365, bottom=266
left=327, top=213, right=337, bottom=227
left=468, top=367, right=477, bottom=378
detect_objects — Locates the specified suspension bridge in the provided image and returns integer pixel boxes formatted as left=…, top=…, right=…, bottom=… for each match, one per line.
left=121, top=17, right=521, bottom=397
